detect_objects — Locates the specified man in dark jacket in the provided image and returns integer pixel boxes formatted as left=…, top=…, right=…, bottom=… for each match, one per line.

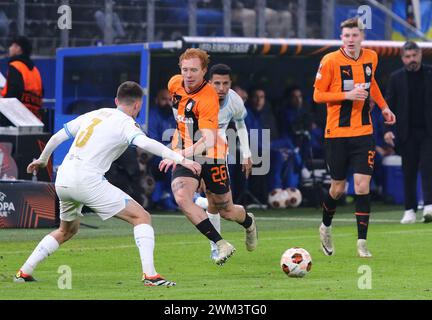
left=1, top=36, right=43, bottom=120
left=385, top=41, right=432, bottom=224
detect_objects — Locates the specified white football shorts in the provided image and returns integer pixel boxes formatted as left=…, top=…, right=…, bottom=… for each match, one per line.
left=55, top=174, right=132, bottom=222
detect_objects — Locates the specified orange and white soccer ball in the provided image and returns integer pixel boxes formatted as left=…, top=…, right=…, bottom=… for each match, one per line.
left=285, top=188, right=302, bottom=208
left=280, top=247, right=312, bottom=278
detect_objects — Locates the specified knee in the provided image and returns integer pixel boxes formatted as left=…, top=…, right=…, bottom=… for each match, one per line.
left=174, top=190, right=193, bottom=210
left=330, top=183, right=346, bottom=199
left=134, top=209, right=151, bottom=225
left=354, top=181, right=370, bottom=195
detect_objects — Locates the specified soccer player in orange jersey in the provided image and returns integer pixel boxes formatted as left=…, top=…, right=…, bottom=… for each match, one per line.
left=313, top=18, right=396, bottom=258
left=159, top=49, right=257, bottom=265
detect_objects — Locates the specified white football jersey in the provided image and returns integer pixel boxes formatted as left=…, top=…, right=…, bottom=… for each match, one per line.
left=218, top=89, right=247, bottom=132
left=58, top=108, right=143, bottom=178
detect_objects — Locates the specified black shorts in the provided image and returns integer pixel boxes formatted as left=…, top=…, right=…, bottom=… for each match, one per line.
left=171, top=158, right=230, bottom=195
left=325, top=135, right=375, bottom=180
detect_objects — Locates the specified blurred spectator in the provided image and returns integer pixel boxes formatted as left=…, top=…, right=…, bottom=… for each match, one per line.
left=94, top=6, right=126, bottom=41
left=232, top=1, right=256, bottom=37
left=232, top=84, right=248, bottom=103
left=1, top=36, right=43, bottom=120
left=161, top=0, right=224, bottom=37
left=244, top=86, right=278, bottom=204
left=266, top=0, right=295, bottom=38
left=278, top=85, right=324, bottom=162
left=147, top=88, right=177, bottom=211
left=0, top=10, right=9, bottom=39
left=232, top=0, right=295, bottom=38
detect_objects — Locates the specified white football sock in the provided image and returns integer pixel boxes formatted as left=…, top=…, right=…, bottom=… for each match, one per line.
left=21, top=234, right=59, bottom=275
left=207, top=211, right=221, bottom=251
left=134, top=224, right=157, bottom=277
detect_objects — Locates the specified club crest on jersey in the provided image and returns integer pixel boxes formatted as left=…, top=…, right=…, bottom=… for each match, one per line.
left=365, top=66, right=372, bottom=76
left=185, top=99, right=196, bottom=112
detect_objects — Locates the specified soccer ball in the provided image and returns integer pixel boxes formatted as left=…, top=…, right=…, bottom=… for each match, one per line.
left=280, top=247, right=312, bottom=278
left=285, top=188, right=302, bottom=208
left=268, top=189, right=290, bottom=209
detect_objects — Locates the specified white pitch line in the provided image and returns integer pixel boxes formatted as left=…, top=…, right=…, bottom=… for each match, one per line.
left=152, top=214, right=399, bottom=223
left=3, top=228, right=431, bottom=256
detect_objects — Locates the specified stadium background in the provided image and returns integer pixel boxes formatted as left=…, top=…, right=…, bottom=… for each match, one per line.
left=0, top=0, right=432, bottom=302
left=2, top=0, right=431, bottom=211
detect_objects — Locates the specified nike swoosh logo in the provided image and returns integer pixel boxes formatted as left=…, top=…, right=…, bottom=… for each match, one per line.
left=321, top=243, right=333, bottom=255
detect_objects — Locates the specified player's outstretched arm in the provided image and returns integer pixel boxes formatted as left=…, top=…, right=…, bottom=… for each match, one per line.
left=26, top=128, right=70, bottom=173
left=133, top=134, right=202, bottom=176
left=132, top=134, right=184, bottom=163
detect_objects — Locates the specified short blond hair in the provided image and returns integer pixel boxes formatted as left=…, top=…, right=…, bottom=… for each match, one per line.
left=340, top=17, right=365, bottom=31
left=178, top=48, right=210, bottom=70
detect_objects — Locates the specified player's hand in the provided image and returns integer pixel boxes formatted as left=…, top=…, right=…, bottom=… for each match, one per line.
left=345, top=87, right=369, bottom=101
left=382, top=107, right=396, bottom=125
left=159, top=159, right=176, bottom=173
left=242, top=157, right=253, bottom=179
left=181, top=159, right=201, bottom=176
left=384, top=131, right=395, bottom=147
left=26, top=158, right=46, bottom=174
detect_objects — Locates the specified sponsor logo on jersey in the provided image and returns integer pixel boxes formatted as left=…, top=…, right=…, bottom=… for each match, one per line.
left=354, top=82, right=371, bottom=89
left=176, top=115, right=194, bottom=124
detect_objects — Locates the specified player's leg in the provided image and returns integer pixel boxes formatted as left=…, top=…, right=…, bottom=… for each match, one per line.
left=320, top=138, right=348, bottom=256
left=202, top=160, right=257, bottom=253
left=400, top=138, right=420, bottom=224
left=194, top=179, right=220, bottom=260
left=351, top=135, right=375, bottom=258
left=206, top=189, right=257, bottom=252
left=115, top=199, right=175, bottom=286
left=353, top=173, right=372, bottom=257
left=171, top=165, right=235, bottom=265
left=15, top=194, right=82, bottom=282
left=85, top=178, right=174, bottom=286
left=205, top=195, right=221, bottom=260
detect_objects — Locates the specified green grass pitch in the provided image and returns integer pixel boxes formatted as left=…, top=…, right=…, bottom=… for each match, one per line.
left=1, top=204, right=431, bottom=300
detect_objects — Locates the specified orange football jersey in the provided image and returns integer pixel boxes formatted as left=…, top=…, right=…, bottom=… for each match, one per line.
left=168, top=74, right=226, bottom=159
left=314, top=48, right=387, bottom=138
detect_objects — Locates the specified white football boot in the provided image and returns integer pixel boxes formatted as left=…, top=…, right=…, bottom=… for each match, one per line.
left=245, top=213, right=258, bottom=251
left=400, top=209, right=416, bottom=224
left=357, top=239, right=372, bottom=258
left=319, top=223, right=334, bottom=256
left=214, top=240, right=236, bottom=266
